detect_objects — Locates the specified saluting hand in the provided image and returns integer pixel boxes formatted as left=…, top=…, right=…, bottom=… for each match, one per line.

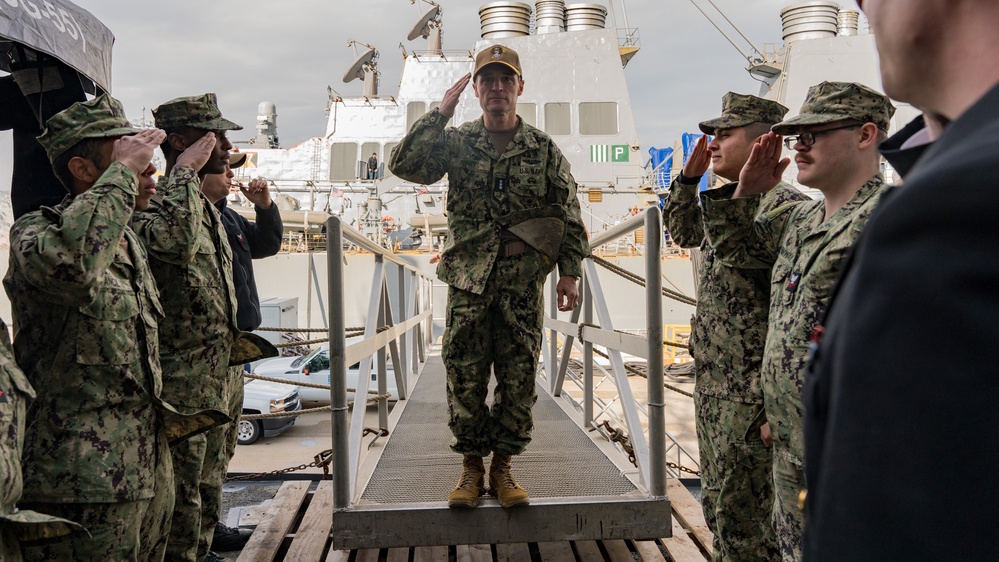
left=682, top=134, right=711, bottom=179
left=438, top=73, right=471, bottom=119
left=734, top=132, right=789, bottom=198
left=240, top=177, right=272, bottom=209
left=175, top=132, right=218, bottom=172
left=114, top=128, right=166, bottom=177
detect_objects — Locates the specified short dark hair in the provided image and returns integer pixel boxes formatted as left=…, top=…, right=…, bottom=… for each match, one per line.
left=160, top=125, right=206, bottom=159
left=744, top=122, right=776, bottom=141
left=52, top=137, right=107, bottom=191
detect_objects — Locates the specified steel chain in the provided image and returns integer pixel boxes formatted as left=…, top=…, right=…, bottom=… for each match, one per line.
left=589, top=421, right=701, bottom=476
left=666, top=460, right=702, bottom=476
left=225, top=449, right=335, bottom=482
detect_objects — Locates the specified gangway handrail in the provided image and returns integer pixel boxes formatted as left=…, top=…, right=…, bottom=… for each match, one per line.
left=589, top=212, right=645, bottom=248
left=328, top=215, right=435, bottom=509
left=339, top=218, right=424, bottom=271
left=542, top=206, right=692, bottom=497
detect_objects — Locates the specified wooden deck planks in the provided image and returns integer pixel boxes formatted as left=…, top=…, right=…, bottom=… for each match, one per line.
left=536, top=541, right=576, bottom=562
left=323, top=550, right=351, bottom=562
left=456, top=544, right=493, bottom=562
left=661, top=517, right=708, bottom=562
left=413, top=545, right=448, bottom=561
left=354, top=549, right=381, bottom=562
left=235, top=479, right=716, bottom=561
left=236, top=481, right=311, bottom=562
left=633, top=539, right=667, bottom=561
left=387, top=547, right=412, bottom=562
left=284, top=481, right=335, bottom=561
left=495, top=542, right=531, bottom=562
left=602, top=539, right=635, bottom=562
left=573, top=540, right=603, bottom=560
left=666, top=479, right=714, bottom=557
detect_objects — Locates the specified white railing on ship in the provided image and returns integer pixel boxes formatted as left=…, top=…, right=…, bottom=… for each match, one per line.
left=540, top=207, right=698, bottom=494
left=326, top=217, right=434, bottom=509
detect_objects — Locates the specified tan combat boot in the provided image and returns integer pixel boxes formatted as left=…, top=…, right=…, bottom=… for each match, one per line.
left=488, top=454, right=530, bottom=508
left=447, top=455, right=485, bottom=508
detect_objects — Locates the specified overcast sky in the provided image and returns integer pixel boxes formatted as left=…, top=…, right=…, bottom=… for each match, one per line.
left=3, top=0, right=866, bottom=189
left=85, top=0, right=847, bottom=147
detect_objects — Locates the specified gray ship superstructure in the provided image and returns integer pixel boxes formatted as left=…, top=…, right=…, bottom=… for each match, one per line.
left=231, top=1, right=652, bottom=248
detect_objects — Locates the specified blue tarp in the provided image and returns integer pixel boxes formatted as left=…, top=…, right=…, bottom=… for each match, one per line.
left=681, top=132, right=712, bottom=192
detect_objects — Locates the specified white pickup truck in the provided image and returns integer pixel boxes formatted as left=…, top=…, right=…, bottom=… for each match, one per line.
left=238, top=378, right=303, bottom=445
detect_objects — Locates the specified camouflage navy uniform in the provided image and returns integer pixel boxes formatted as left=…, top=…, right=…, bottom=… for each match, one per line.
left=3, top=94, right=183, bottom=561
left=390, top=108, right=589, bottom=456
left=701, top=82, right=893, bottom=562
left=665, top=91, right=807, bottom=562
left=132, top=94, right=240, bottom=562
left=1, top=317, right=84, bottom=561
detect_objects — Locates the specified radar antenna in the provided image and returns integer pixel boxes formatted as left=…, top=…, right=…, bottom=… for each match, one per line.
left=343, top=40, right=380, bottom=98
left=407, top=0, right=443, bottom=54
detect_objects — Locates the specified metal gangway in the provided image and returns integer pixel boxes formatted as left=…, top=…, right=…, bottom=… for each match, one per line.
left=322, top=207, right=688, bottom=550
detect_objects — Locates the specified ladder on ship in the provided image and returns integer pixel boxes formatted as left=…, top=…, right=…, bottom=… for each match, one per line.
left=314, top=209, right=681, bottom=550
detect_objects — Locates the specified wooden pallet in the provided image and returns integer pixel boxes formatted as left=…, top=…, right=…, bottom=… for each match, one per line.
left=233, top=479, right=712, bottom=561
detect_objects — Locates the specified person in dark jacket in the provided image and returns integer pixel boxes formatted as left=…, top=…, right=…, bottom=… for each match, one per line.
left=803, top=1, right=999, bottom=560
left=198, top=154, right=282, bottom=559
left=214, top=154, right=283, bottom=331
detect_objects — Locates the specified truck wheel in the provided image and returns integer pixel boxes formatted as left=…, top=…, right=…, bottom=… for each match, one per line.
left=237, top=419, right=262, bottom=445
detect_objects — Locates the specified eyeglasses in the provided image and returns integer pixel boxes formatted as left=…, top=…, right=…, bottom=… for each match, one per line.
left=783, top=124, right=862, bottom=149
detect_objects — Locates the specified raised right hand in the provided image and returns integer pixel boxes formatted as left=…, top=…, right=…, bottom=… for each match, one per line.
left=438, top=73, right=471, bottom=118
left=734, top=132, right=789, bottom=198
left=175, top=132, right=218, bottom=172
left=682, top=134, right=711, bottom=179
left=113, top=128, right=166, bottom=177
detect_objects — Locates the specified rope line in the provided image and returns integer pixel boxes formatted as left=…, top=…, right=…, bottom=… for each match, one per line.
left=590, top=255, right=697, bottom=306
left=588, top=347, right=694, bottom=399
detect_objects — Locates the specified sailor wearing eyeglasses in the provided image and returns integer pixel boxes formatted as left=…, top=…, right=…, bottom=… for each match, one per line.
left=697, top=81, right=895, bottom=561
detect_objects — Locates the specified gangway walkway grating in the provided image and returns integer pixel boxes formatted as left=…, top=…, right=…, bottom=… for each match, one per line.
left=332, top=355, right=671, bottom=549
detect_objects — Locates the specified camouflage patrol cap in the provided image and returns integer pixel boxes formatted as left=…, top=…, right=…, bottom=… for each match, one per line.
left=473, top=44, right=522, bottom=78
left=152, top=93, right=242, bottom=131
left=229, top=151, right=249, bottom=168
left=698, top=93, right=789, bottom=135
left=772, top=81, right=896, bottom=135
left=37, top=93, right=143, bottom=164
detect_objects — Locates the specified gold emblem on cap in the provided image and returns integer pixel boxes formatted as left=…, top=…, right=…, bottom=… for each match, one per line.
left=491, top=46, right=504, bottom=59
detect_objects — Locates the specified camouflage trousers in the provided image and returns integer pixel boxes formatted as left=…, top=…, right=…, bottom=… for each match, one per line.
left=1, top=526, right=20, bottom=562
left=764, top=378, right=806, bottom=562
left=198, top=365, right=245, bottom=558
left=19, top=438, right=174, bottom=562
left=694, top=392, right=778, bottom=562
left=771, top=443, right=805, bottom=562
left=442, top=250, right=548, bottom=457
left=166, top=432, right=208, bottom=562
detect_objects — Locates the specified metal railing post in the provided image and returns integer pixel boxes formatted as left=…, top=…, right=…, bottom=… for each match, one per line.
left=397, top=264, right=408, bottom=380
left=548, top=270, right=558, bottom=386
left=645, top=207, right=666, bottom=497
left=328, top=217, right=350, bottom=510
left=583, top=266, right=594, bottom=426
